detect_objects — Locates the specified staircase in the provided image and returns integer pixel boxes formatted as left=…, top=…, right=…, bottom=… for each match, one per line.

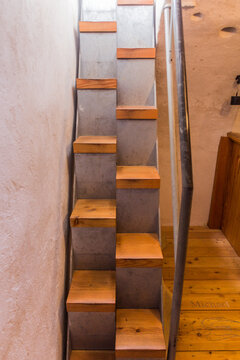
left=67, top=0, right=166, bottom=359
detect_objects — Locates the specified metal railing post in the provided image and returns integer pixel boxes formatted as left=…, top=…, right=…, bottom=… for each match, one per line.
left=162, top=0, right=194, bottom=359
left=163, top=4, right=179, bottom=262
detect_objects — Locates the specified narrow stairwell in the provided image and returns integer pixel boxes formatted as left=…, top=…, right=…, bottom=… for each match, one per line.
left=67, top=0, right=166, bottom=359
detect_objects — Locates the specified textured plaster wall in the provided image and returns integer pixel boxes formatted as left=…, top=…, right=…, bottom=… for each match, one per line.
left=156, top=0, right=240, bottom=225
left=0, top=1, right=79, bottom=359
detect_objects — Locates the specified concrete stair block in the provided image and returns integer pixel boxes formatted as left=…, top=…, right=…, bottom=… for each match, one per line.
left=75, top=153, right=116, bottom=199
left=69, top=312, right=115, bottom=350
left=67, top=271, right=116, bottom=350
left=70, top=351, right=115, bottom=360
left=117, top=5, right=154, bottom=48
left=77, top=90, right=117, bottom=136
left=116, top=233, right=163, bottom=308
left=116, top=189, right=159, bottom=232
left=72, top=227, right=116, bottom=270
left=79, top=33, right=117, bottom=79
left=81, top=0, right=117, bottom=21
left=117, top=121, right=157, bottom=165
left=117, top=267, right=162, bottom=308
left=117, top=59, right=155, bottom=106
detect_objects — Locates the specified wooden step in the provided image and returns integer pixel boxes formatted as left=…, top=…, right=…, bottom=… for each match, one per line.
left=116, top=233, right=163, bottom=268
left=70, top=199, right=116, bottom=227
left=116, top=309, right=166, bottom=358
left=70, top=351, right=115, bottom=360
left=118, top=0, right=154, bottom=5
left=73, top=136, right=117, bottom=154
left=77, top=79, right=117, bottom=90
left=116, top=106, right=158, bottom=119
left=79, top=21, right=117, bottom=33
left=116, top=166, right=160, bottom=189
left=67, top=270, right=116, bottom=312
left=117, top=48, right=156, bottom=59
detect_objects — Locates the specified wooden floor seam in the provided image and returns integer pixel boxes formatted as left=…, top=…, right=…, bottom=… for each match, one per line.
left=162, top=227, right=240, bottom=359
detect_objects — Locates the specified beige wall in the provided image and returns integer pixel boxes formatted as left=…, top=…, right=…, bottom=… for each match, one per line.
left=157, top=0, right=240, bottom=226
left=0, top=1, right=79, bottom=359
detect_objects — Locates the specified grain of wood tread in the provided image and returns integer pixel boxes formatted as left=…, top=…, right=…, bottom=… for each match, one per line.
left=73, top=136, right=117, bottom=154
left=116, top=106, right=158, bottom=119
left=116, top=233, right=163, bottom=267
left=116, top=309, right=166, bottom=358
left=67, top=270, right=116, bottom=312
left=117, top=48, right=156, bottom=59
left=77, top=79, right=117, bottom=90
left=116, top=166, right=160, bottom=189
left=70, top=199, right=116, bottom=227
left=79, top=21, right=117, bottom=33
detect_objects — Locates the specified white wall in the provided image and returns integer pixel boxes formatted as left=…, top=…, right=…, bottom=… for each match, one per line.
left=0, top=1, right=79, bottom=359
left=156, top=0, right=240, bottom=225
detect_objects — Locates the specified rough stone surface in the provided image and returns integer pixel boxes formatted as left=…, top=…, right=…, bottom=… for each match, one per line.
left=0, top=0, right=79, bottom=359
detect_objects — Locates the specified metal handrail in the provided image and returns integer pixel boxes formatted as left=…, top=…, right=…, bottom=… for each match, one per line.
left=162, top=0, right=194, bottom=359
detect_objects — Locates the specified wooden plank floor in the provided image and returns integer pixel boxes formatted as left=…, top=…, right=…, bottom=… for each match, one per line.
left=162, top=227, right=240, bottom=359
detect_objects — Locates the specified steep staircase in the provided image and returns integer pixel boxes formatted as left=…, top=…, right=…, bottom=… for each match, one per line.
left=67, top=0, right=166, bottom=358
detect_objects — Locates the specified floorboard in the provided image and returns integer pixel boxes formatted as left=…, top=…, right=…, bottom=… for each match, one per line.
left=162, top=227, right=240, bottom=359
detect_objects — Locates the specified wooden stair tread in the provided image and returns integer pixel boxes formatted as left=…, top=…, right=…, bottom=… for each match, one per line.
left=118, top=0, right=154, bottom=5
left=117, top=48, right=156, bottom=59
left=116, top=106, right=158, bottom=119
left=77, top=79, right=117, bottom=90
left=116, top=309, right=166, bottom=357
left=70, top=199, right=116, bottom=227
left=67, top=270, right=116, bottom=312
left=73, top=136, right=117, bottom=154
left=116, top=233, right=163, bottom=267
left=71, top=351, right=115, bottom=360
left=79, top=21, right=117, bottom=33
left=116, top=166, right=160, bottom=189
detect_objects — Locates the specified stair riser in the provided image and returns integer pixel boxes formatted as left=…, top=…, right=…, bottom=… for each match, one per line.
left=81, top=0, right=116, bottom=21
left=77, top=90, right=117, bottom=136
left=117, top=189, right=159, bottom=232
left=72, top=228, right=116, bottom=270
left=117, top=121, right=157, bottom=165
left=117, top=268, right=161, bottom=308
left=79, top=34, right=117, bottom=79
left=117, top=6, right=154, bottom=47
left=69, top=312, right=115, bottom=350
left=75, top=154, right=116, bottom=199
left=117, top=60, right=155, bottom=106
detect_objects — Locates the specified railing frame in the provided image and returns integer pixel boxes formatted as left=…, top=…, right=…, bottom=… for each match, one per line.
left=162, top=1, right=194, bottom=359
